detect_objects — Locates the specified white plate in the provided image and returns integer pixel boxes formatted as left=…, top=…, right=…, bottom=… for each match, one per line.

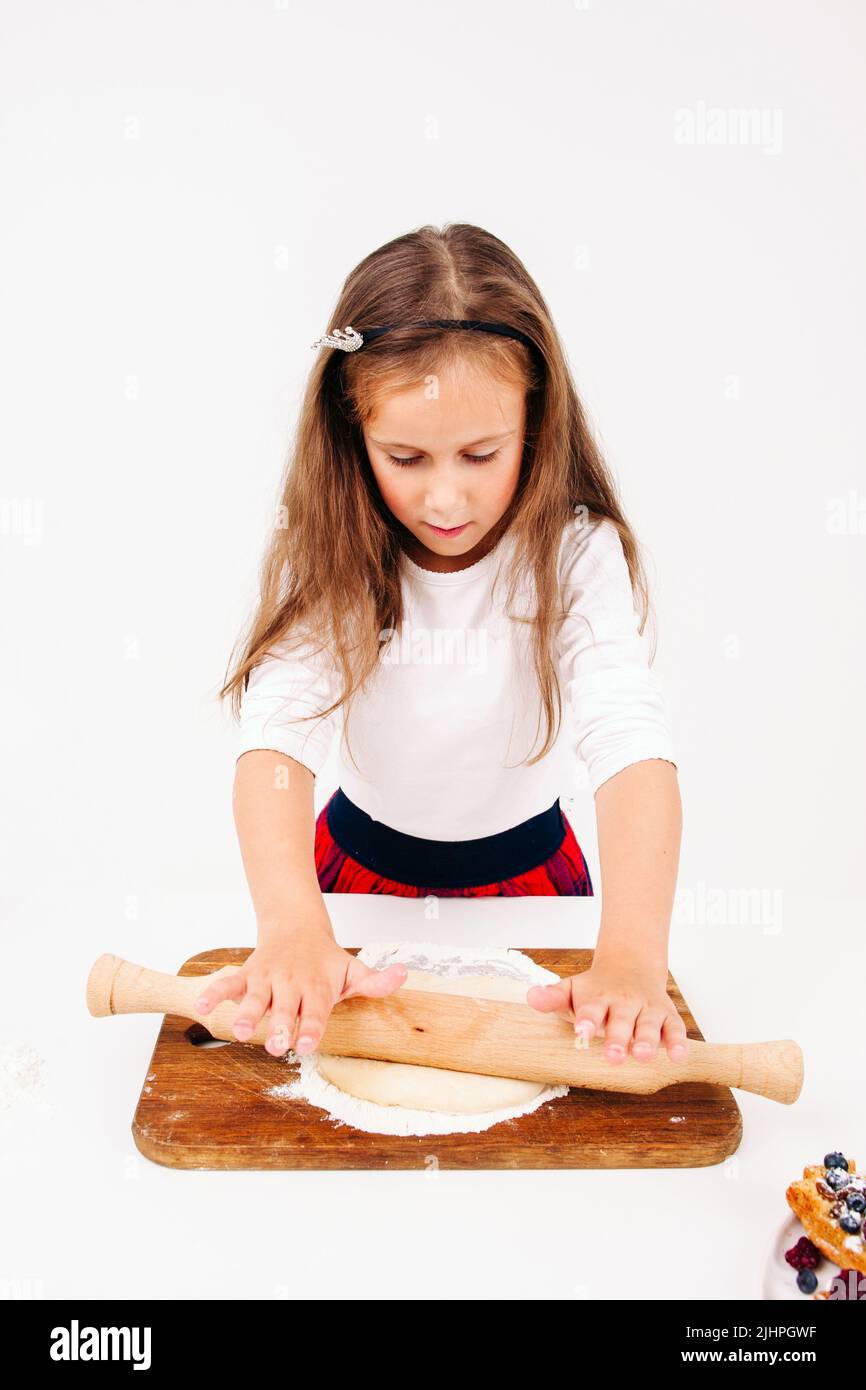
left=763, top=1211, right=864, bottom=1300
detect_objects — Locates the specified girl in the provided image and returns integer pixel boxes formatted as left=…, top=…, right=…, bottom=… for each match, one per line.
left=199, top=223, right=686, bottom=1072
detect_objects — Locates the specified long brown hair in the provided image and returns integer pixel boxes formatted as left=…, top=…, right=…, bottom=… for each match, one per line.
left=220, top=222, right=653, bottom=768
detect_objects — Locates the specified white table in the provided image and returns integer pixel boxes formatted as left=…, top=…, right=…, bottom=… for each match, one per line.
left=2, top=889, right=857, bottom=1301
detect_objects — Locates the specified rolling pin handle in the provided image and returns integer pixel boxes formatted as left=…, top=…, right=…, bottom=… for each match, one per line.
left=735, top=1039, right=804, bottom=1104
left=86, top=953, right=124, bottom=1017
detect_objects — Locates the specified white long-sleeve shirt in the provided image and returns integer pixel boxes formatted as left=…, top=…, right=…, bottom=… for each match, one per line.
left=236, top=517, right=677, bottom=840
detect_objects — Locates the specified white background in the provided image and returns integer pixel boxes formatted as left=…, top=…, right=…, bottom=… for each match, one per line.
left=1, top=0, right=864, bottom=1301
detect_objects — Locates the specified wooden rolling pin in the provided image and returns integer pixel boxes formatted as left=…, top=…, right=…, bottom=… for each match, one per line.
left=86, top=953, right=804, bottom=1104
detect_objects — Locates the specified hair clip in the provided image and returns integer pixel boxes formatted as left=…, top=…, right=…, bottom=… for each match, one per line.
left=310, top=324, right=364, bottom=352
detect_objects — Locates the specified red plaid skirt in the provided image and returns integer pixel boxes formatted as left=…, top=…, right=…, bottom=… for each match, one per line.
left=314, top=792, right=593, bottom=897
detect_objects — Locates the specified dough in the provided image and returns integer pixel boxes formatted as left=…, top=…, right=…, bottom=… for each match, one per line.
left=314, top=970, right=546, bottom=1114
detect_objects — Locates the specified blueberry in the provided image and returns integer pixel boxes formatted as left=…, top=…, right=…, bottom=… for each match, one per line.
left=797, top=1268, right=819, bottom=1294
left=846, top=1191, right=866, bottom=1213
left=839, top=1212, right=862, bottom=1234
left=826, top=1166, right=851, bottom=1191
left=824, top=1151, right=849, bottom=1171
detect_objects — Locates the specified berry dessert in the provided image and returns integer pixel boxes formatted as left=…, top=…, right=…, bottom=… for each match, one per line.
left=784, top=1151, right=866, bottom=1299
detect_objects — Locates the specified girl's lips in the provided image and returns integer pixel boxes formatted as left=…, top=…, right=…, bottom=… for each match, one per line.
left=424, top=522, right=471, bottom=537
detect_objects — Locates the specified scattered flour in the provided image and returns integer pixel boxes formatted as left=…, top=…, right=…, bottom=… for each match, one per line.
left=267, top=940, right=570, bottom=1137
left=0, top=1043, right=48, bottom=1111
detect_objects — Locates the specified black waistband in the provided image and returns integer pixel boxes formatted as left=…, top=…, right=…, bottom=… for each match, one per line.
left=325, top=787, right=566, bottom=889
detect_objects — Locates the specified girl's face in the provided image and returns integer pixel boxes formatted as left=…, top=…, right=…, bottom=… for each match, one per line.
left=362, top=358, right=525, bottom=573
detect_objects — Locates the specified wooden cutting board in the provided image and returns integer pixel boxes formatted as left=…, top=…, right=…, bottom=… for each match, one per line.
left=130, top=947, right=742, bottom=1170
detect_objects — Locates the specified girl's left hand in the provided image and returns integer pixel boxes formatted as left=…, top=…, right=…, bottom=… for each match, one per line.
left=525, top=954, right=690, bottom=1066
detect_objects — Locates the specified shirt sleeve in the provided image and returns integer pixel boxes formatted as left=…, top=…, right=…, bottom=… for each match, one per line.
left=236, top=629, right=342, bottom=778
left=556, top=517, right=678, bottom=794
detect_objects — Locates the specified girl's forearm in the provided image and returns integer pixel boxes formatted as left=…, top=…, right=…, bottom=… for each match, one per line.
left=233, top=749, right=334, bottom=938
left=591, top=758, right=682, bottom=968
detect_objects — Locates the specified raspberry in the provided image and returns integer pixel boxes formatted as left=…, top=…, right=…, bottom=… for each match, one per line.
left=785, top=1235, right=821, bottom=1270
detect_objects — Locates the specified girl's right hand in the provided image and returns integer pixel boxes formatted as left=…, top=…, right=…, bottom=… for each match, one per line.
left=193, top=927, right=408, bottom=1058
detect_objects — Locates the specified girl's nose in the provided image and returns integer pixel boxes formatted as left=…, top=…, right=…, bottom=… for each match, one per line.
left=424, top=472, right=467, bottom=514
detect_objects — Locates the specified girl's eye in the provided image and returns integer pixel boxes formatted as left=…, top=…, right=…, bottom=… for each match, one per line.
left=387, top=448, right=501, bottom=468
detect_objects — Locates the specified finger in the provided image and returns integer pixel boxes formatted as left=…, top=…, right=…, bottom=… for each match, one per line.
left=662, top=1011, right=689, bottom=1061
left=264, top=986, right=302, bottom=1057
left=630, top=1007, right=668, bottom=1062
left=231, top=981, right=272, bottom=1041
left=195, top=970, right=246, bottom=1014
left=601, top=1005, right=639, bottom=1064
left=525, top=980, right=573, bottom=1013
left=341, top=961, right=408, bottom=1000
left=570, top=999, right=607, bottom=1046
left=294, top=987, right=337, bottom=1055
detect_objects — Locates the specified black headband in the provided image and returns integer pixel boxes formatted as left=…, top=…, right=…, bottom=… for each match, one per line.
left=358, top=320, right=538, bottom=354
